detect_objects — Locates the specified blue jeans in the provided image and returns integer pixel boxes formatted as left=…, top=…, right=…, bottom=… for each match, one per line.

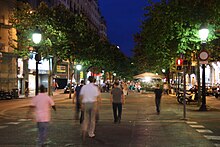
left=37, top=122, right=49, bottom=146
left=112, top=103, right=122, bottom=122
left=155, top=98, right=161, bottom=113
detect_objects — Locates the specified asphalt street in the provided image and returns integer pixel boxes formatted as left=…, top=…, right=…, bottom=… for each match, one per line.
left=0, top=90, right=220, bottom=147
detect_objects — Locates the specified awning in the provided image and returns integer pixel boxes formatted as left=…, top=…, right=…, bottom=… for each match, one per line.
left=133, top=72, right=163, bottom=79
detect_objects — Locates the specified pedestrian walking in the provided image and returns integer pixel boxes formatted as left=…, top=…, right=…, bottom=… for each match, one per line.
left=122, top=82, right=128, bottom=98
left=27, top=85, right=56, bottom=147
left=163, top=82, right=169, bottom=95
left=154, top=84, right=163, bottom=115
left=80, top=76, right=100, bottom=140
left=93, top=78, right=101, bottom=122
left=73, top=80, right=84, bottom=122
left=110, top=81, right=125, bottom=123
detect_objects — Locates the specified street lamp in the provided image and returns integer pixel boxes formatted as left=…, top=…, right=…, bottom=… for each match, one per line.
left=198, top=26, right=209, bottom=111
left=76, top=64, right=82, bottom=83
left=32, top=27, right=42, bottom=95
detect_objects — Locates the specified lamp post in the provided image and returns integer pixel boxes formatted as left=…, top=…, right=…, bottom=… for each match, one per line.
left=198, top=26, right=209, bottom=111
left=76, top=64, right=82, bottom=83
left=32, top=28, right=42, bottom=95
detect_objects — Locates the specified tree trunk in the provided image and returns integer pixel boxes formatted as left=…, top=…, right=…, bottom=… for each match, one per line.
left=68, top=60, right=75, bottom=99
left=197, top=59, right=201, bottom=106
left=69, top=72, right=74, bottom=99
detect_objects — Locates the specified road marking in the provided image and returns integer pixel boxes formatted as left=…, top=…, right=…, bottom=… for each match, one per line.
left=186, top=121, right=198, bottom=124
left=0, top=126, right=8, bottom=129
left=196, top=129, right=213, bottom=133
left=204, top=135, right=220, bottom=140
left=5, top=122, right=20, bottom=125
left=140, top=120, right=185, bottom=123
left=189, top=125, right=205, bottom=128
left=26, top=128, right=37, bottom=132
left=18, top=118, right=32, bottom=122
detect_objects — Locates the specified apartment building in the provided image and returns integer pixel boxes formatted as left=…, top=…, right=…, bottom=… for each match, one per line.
left=0, top=0, right=107, bottom=94
left=0, top=0, right=18, bottom=91
left=25, top=0, right=107, bottom=39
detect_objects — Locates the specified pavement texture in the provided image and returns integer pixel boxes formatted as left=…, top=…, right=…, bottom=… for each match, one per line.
left=0, top=90, right=220, bottom=147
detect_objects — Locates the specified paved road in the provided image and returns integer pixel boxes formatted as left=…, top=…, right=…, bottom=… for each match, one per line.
left=0, top=91, right=220, bottom=146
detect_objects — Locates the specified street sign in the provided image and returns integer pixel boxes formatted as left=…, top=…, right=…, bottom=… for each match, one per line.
left=199, top=60, right=208, bottom=64
left=199, top=50, right=209, bottom=61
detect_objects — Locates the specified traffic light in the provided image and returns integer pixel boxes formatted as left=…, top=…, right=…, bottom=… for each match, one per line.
left=176, top=58, right=183, bottom=71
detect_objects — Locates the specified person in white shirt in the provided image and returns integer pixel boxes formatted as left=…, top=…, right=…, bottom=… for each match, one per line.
left=80, top=76, right=100, bottom=140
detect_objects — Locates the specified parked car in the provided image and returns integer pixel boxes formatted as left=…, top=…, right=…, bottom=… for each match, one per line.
left=64, top=83, right=75, bottom=93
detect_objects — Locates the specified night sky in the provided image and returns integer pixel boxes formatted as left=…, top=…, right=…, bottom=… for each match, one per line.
left=99, top=0, right=160, bottom=57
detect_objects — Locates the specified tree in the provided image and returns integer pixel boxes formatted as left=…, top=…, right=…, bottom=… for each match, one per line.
left=134, top=0, right=220, bottom=74
left=10, top=1, right=132, bottom=95
left=9, top=2, right=91, bottom=96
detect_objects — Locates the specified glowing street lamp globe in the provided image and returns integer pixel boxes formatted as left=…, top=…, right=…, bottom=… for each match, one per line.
left=199, top=28, right=209, bottom=42
left=32, top=28, right=42, bottom=44
left=76, top=64, right=82, bottom=70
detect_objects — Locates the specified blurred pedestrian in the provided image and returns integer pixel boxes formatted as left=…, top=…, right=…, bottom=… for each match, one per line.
left=154, top=84, right=162, bottom=115
left=122, top=82, right=128, bottom=98
left=163, top=82, right=169, bottom=95
left=93, top=78, right=101, bottom=122
left=111, top=81, right=125, bottom=123
left=73, top=80, right=84, bottom=122
left=27, top=85, right=56, bottom=147
left=80, top=76, right=100, bottom=140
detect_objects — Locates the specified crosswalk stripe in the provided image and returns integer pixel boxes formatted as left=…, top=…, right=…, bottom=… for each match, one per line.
left=5, top=122, right=20, bottom=125
left=0, top=126, right=8, bottom=129
left=196, top=129, right=213, bottom=133
left=18, top=118, right=32, bottom=122
left=204, top=135, right=220, bottom=140
left=186, top=121, right=198, bottom=124
left=189, top=125, right=205, bottom=128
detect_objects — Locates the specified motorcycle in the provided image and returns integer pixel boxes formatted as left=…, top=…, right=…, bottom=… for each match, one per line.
left=213, top=87, right=220, bottom=98
left=177, top=91, right=198, bottom=104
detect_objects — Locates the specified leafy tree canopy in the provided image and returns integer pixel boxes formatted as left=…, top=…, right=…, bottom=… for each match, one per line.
left=133, top=0, right=220, bottom=73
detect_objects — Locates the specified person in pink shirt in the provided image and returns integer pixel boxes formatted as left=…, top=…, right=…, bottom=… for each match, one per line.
left=28, top=85, right=56, bottom=147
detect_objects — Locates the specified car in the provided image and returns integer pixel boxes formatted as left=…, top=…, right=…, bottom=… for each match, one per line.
left=64, top=83, right=75, bottom=93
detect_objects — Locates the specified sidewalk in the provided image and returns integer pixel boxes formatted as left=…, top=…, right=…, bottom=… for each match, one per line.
left=169, top=93, right=220, bottom=111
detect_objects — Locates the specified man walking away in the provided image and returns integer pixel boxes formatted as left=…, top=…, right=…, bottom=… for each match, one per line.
left=27, top=85, right=56, bottom=147
left=74, top=80, right=84, bottom=122
left=111, top=81, right=125, bottom=123
left=80, top=76, right=100, bottom=140
left=154, top=84, right=163, bottom=115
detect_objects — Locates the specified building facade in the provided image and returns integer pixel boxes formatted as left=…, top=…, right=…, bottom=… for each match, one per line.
left=24, top=0, right=107, bottom=39
left=0, top=0, right=107, bottom=94
left=0, top=0, right=18, bottom=91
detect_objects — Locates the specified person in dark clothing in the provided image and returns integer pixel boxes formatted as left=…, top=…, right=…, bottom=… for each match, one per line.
left=74, top=80, right=84, bottom=122
left=110, top=81, right=125, bottom=123
left=154, top=84, right=163, bottom=115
